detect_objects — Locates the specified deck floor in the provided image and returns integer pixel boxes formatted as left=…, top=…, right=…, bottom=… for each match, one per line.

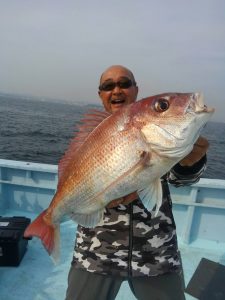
left=1, top=210, right=224, bottom=300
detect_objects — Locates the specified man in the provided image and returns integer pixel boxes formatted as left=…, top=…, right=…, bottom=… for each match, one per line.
left=65, top=65, right=209, bottom=300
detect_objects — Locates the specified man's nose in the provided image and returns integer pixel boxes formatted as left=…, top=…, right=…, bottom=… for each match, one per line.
left=112, top=85, right=122, bottom=93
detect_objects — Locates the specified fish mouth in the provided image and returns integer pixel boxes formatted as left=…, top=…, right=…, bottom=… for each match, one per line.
left=189, top=93, right=215, bottom=114
left=110, top=99, right=125, bottom=104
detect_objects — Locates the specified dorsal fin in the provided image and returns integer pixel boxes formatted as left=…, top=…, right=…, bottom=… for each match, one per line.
left=58, top=109, right=110, bottom=186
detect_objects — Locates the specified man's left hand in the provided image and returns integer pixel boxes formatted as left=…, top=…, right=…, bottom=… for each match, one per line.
left=179, top=136, right=209, bottom=167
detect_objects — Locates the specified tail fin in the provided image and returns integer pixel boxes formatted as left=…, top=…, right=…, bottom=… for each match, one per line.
left=24, top=210, right=60, bottom=264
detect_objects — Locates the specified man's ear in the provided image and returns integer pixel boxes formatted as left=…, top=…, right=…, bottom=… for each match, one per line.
left=135, top=86, right=139, bottom=99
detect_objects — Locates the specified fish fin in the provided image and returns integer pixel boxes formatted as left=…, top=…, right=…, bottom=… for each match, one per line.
left=70, top=209, right=104, bottom=228
left=58, top=109, right=111, bottom=187
left=138, top=178, right=162, bottom=216
left=24, top=210, right=60, bottom=264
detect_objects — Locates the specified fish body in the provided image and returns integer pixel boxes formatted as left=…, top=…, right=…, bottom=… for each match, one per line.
left=24, top=92, right=214, bottom=262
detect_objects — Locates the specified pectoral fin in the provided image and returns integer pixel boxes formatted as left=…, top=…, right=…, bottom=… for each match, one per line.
left=138, top=178, right=162, bottom=216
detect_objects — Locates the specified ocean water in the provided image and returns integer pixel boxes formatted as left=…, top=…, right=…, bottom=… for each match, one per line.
left=0, top=94, right=224, bottom=180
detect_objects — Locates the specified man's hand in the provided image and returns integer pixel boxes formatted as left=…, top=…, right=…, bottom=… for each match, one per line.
left=107, top=192, right=138, bottom=208
left=179, top=136, right=209, bottom=167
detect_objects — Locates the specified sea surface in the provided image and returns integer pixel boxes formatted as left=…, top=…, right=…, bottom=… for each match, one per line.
left=0, top=94, right=224, bottom=180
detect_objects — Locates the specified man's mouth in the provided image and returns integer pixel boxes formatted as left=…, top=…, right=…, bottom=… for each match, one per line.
left=110, top=99, right=125, bottom=104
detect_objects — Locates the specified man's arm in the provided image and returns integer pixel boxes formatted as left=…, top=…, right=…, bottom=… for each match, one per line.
left=168, top=136, right=208, bottom=187
left=168, top=154, right=207, bottom=187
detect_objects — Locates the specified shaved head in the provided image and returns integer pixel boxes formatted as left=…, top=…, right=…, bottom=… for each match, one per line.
left=98, top=65, right=138, bottom=113
left=99, top=65, right=136, bottom=85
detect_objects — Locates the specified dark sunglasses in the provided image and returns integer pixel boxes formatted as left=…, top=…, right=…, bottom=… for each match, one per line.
left=99, top=78, right=136, bottom=91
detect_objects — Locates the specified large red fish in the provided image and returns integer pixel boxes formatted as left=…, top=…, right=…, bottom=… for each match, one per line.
left=24, top=92, right=214, bottom=262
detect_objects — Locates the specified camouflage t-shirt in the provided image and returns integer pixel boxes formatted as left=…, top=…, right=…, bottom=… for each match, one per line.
left=72, top=158, right=206, bottom=277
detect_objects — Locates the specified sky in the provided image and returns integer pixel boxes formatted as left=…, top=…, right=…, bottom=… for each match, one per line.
left=0, top=0, right=225, bottom=122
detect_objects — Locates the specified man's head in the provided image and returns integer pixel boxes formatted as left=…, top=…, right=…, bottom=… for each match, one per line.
left=98, top=65, right=138, bottom=113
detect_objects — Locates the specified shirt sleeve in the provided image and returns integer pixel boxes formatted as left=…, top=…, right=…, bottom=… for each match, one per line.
left=167, top=155, right=207, bottom=187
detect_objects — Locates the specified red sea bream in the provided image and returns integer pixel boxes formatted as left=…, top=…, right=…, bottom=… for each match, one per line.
left=24, top=92, right=214, bottom=262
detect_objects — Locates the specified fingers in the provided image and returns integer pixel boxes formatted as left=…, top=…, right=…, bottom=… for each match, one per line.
left=107, top=192, right=138, bottom=208
left=107, top=197, right=124, bottom=208
left=194, top=136, right=209, bottom=150
left=122, top=192, right=138, bottom=204
left=179, top=136, right=209, bottom=167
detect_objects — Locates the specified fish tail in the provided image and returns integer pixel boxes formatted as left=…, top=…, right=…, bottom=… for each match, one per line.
left=24, top=210, right=60, bottom=264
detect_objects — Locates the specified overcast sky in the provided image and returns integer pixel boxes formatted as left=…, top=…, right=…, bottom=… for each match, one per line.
left=0, top=0, right=224, bottom=122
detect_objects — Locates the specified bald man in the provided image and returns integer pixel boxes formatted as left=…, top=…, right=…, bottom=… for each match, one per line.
left=65, top=65, right=209, bottom=300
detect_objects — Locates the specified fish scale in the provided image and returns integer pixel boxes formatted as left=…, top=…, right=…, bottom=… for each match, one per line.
left=66, top=128, right=146, bottom=209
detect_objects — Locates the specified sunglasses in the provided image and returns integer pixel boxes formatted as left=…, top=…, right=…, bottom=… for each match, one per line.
left=99, top=78, right=136, bottom=91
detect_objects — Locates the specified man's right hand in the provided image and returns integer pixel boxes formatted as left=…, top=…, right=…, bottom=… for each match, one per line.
left=107, top=192, right=138, bottom=208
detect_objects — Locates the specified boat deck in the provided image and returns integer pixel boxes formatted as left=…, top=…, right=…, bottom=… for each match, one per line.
left=1, top=209, right=224, bottom=300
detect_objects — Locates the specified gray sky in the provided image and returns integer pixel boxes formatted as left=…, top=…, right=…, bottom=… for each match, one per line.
left=0, top=0, right=224, bottom=122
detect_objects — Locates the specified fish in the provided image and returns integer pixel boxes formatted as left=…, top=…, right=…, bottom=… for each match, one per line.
left=24, top=92, right=214, bottom=262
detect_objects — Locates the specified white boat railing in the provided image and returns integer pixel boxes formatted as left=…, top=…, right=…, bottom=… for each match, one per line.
left=0, top=158, right=225, bottom=250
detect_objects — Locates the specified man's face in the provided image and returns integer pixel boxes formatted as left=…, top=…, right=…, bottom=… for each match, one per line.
left=98, top=66, right=138, bottom=114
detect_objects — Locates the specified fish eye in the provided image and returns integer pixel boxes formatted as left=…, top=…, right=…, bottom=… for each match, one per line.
left=154, top=98, right=169, bottom=112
